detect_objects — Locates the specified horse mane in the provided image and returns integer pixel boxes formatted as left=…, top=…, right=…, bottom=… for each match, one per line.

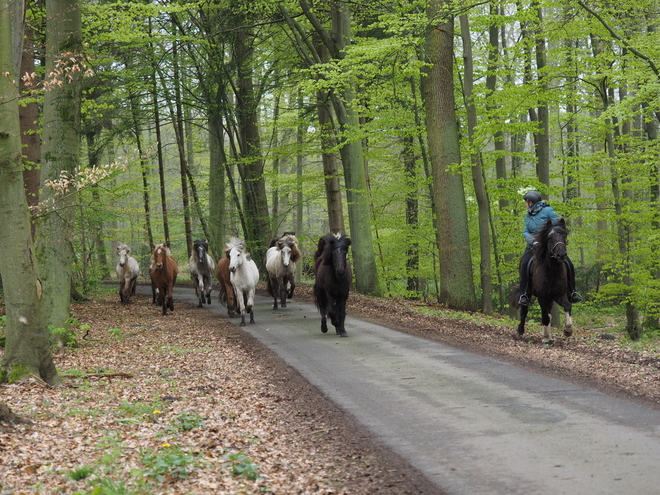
left=225, top=237, right=252, bottom=261
left=533, top=219, right=567, bottom=260
left=117, top=242, right=129, bottom=253
left=313, top=233, right=350, bottom=263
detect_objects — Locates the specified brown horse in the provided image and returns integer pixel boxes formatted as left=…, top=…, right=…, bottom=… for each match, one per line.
left=215, top=252, right=236, bottom=317
left=149, top=243, right=179, bottom=316
left=313, top=233, right=352, bottom=337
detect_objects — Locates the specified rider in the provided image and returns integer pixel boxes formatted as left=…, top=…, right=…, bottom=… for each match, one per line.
left=518, top=191, right=582, bottom=307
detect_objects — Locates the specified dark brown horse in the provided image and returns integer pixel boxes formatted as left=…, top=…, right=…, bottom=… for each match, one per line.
left=265, top=233, right=302, bottom=309
left=149, top=243, right=179, bottom=316
left=513, top=218, right=573, bottom=343
left=215, top=250, right=236, bottom=317
left=313, top=233, right=352, bottom=337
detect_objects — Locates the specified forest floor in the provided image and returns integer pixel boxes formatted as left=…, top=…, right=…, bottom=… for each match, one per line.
left=1, top=282, right=660, bottom=494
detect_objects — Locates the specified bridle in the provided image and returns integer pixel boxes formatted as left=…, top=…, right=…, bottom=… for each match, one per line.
left=547, top=228, right=567, bottom=260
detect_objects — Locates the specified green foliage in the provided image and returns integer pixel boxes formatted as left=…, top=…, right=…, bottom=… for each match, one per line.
left=107, top=328, right=122, bottom=339
left=68, top=465, right=95, bottom=481
left=168, top=411, right=205, bottom=432
left=139, top=445, right=199, bottom=482
left=223, top=451, right=259, bottom=481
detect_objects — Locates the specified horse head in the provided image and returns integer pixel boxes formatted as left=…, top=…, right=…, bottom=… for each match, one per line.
left=278, top=241, right=292, bottom=268
left=152, top=243, right=168, bottom=269
left=117, top=243, right=130, bottom=267
left=194, top=239, right=209, bottom=264
left=535, top=219, right=568, bottom=262
left=227, top=238, right=245, bottom=273
left=330, top=234, right=351, bottom=277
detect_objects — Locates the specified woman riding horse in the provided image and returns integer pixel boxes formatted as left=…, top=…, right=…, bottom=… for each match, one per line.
left=518, top=191, right=582, bottom=307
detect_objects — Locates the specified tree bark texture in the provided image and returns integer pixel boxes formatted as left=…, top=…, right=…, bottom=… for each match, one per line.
left=34, top=0, right=83, bottom=331
left=0, top=0, right=60, bottom=385
left=423, top=2, right=478, bottom=311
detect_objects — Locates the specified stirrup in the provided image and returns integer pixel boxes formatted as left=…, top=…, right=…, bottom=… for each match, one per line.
left=570, top=291, right=583, bottom=303
left=518, top=293, right=530, bottom=307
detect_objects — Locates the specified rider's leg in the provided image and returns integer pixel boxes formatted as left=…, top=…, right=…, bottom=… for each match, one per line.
left=566, top=256, right=582, bottom=303
left=518, top=249, right=533, bottom=306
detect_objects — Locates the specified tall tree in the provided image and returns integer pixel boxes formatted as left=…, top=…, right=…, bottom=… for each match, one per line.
left=422, top=0, right=478, bottom=311
left=460, top=13, right=493, bottom=314
left=0, top=0, right=60, bottom=385
left=34, top=0, right=83, bottom=330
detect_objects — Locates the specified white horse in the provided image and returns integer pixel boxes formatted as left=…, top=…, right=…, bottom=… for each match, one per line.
left=265, top=233, right=301, bottom=309
left=189, top=239, right=215, bottom=307
left=227, top=237, right=259, bottom=326
left=116, top=243, right=140, bottom=304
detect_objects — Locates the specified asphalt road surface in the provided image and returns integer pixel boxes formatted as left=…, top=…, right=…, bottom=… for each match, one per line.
left=172, top=287, right=660, bottom=495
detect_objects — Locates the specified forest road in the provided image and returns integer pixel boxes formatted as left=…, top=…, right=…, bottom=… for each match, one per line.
left=171, top=287, right=660, bottom=495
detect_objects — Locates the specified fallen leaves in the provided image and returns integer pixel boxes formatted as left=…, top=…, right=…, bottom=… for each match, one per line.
left=0, top=290, right=432, bottom=494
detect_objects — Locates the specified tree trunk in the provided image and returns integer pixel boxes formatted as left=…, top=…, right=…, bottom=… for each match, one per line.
left=460, top=14, right=493, bottom=315
left=34, top=0, right=83, bottom=331
left=0, top=0, right=60, bottom=385
left=20, top=21, right=41, bottom=230
left=208, top=112, right=226, bottom=259
left=234, top=23, right=271, bottom=262
left=403, top=136, right=420, bottom=297
left=316, top=92, right=345, bottom=235
left=422, top=1, right=478, bottom=311
left=329, top=1, right=381, bottom=295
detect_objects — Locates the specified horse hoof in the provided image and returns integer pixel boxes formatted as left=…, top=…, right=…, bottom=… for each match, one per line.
left=564, top=329, right=573, bottom=337
left=321, top=324, right=328, bottom=334
left=339, top=332, right=348, bottom=337
left=542, top=338, right=554, bottom=345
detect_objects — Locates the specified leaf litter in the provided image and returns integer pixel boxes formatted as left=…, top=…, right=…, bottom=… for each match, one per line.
left=0, top=288, right=435, bottom=494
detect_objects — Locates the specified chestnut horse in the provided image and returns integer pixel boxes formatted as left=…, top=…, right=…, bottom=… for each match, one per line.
left=215, top=254, right=236, bottom=317
left=265, top=233, right=301, bottom=309
left=149, top=243, right=179, bottom=316
left=313, top=233, right=352, bottom=337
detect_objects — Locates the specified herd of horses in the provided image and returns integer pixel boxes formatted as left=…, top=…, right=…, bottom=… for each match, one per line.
left=116, top=218, right=574, bottom=342
left=115, top=232, right=354, bottom=336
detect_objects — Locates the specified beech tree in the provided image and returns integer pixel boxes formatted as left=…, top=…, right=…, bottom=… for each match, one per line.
left=0, top=0, right=60, bottom=385
left=422, top=0, right=478, bottom=311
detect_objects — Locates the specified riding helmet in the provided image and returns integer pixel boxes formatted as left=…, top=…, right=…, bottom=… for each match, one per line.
left=523, top=191, right=542, bottom=204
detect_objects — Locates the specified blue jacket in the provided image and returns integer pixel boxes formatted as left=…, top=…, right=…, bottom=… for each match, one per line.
left=523, top=201, right=559, bottom=247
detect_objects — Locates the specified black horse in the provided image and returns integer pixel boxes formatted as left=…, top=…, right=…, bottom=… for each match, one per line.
left=313, top=233, right=352, bottom=337
left=513, top=218, right=573, bottom=344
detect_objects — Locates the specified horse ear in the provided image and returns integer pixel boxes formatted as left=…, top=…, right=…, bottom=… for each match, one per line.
left=558, top=217, right=566, bottom=227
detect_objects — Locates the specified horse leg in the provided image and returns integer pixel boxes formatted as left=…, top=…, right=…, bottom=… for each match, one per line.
left=279, top=277, right=287, bottom=308
left=516, top=304, right=529, bottom=339
left=320, top=313, right=328, bottom=333
left=249, top=308, right=255, bottom=325
left=270, top=275, right=279, bottom=310
left=560, top=298, right=573, bottom=337
left=239, top=313, right=246, bottom=326
left=119, top=281, right=125, bottom=304
left=167, top=285, right=174, bottom=313
left=205, top=276, right=212, bottom=305
left=540, top=299, right=553, bottom=344
left=157, top=286, right=167, bottom=316
left=336, top=300, right=348, bottom=337
left=287, top=277, right=295, bottom=299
